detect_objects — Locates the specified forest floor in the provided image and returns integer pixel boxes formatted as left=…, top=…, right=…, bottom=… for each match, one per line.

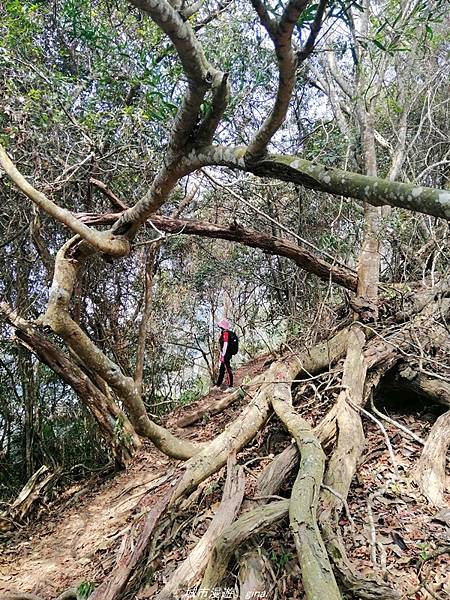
left=0, top=354, right=449, bottom=600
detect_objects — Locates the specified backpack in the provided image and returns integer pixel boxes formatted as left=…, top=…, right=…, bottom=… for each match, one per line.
left=228, top=330, right=239, bottom=355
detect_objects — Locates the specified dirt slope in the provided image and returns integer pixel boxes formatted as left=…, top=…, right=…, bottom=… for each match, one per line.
left=0, top=358, right=259, bottom=599
left=0, top=353, right=449, bottom=599
left=0, top=445, right=175, bottom=597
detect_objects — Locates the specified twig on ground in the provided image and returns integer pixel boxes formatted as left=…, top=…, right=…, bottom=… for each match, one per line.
left=346, top=392, right=399, bottom=476
left=369, top=398, right=425, bottom=445
left=367, top=498, right=378, bottom=567
left=320, top=484, right=356, bottom=542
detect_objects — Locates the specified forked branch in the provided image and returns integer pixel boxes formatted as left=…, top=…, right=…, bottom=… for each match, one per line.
left=247, top=0, right=326, bottom=159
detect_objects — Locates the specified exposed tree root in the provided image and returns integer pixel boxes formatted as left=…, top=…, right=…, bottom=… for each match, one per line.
left=0, top=588, right=78, bottom=600
left=174, top=372, right=267, bottom=428
left=255, top=442, right=298, bottom=498
left=198, top=500, right=289, bottom=598
left=271, top=366, right=341, bottom=600
left=173, top=376, right=274, bottom=501
left=174, top=328, right=350, bottom=500
left=89, top=482, right=177, bottom=600
left=413, top=409, right=450, bottom=507
left=318, top=324, right=402, bottom=599
left=155, top=454, right=245, bottom=600
left=238, top=549, right=268, bottom=600
left=321, top=325, right=366, bottom=507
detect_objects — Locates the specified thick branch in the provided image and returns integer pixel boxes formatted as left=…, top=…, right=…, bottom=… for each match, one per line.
left=197, top=146, right=450, bottom=221
left=41, top=239, right=202, bottom=460
left=271, top=366, right=342, bottom=600
left=196, top=72, right=230, bottom=146
left=0, top=302, right=140, bottom=464
left=246, top=0, right=312, bottom=159
left=150, top=215, right=357, bottom=290
left=129, top=0, right=223, bottom=153
left=0, top=146, right=129, bottom=256
left=297, top=0, right=328, bottom=63
left=75, top=212, right=357, bottom=290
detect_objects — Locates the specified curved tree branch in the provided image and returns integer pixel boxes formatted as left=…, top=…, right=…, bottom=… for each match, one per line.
left=246, top=0, right=313, bottom=160
left=193, top=145, right=450, bottom=220
left=0, top=146, right=129, bottom=257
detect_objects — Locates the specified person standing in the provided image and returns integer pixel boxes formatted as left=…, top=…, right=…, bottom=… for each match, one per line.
left=214, top=318, right=238, bottom=389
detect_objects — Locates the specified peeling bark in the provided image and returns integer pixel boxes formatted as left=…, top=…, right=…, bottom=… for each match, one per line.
left=198, top=500, right=289, bottom=597
left=155, top=454, right=245, bottom=600
left=238, top=549, right=268, bottom=600
left=413, top=409, right=450, bottom=507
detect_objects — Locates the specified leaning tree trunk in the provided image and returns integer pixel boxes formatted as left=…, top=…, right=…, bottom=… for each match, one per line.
left=0, top=302, right=140, bottom=466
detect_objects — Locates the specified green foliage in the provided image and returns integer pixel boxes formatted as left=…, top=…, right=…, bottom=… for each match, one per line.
left=77, top=581, right=95, bottom=599
left=416, top=542, right=430, bottom=561
left=113, top=415, right=133, bottom=450
left=178, top=380, right=204, bottom=407
left=270, top=548, right=292, bottom=570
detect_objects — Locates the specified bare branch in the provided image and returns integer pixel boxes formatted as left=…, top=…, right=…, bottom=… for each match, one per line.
left=249, top=0, right=276, bottom=36
left=297, top=0, right=328, bottom=63
left=246, top=0, right=321, bottom=160
left=129, top=0, right=224, bottom=152
left=0, top=146, right=129, bottom=256
left=147, top=214, right=358, bottom=290
left=90, top=177, right=129, bottom=211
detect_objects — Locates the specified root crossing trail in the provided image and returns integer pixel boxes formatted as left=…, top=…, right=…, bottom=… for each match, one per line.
left=0, top=446, right=176, bottom=599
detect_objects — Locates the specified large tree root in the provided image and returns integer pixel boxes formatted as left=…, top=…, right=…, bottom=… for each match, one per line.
left=0, top=589, right=78, bottom=600
left=173, top=372, right=267, bottom=428
left=238, top=549, right=268, bottom=600
left=88, top=482, right=177, bottom=600
left=174, top=328, right=350, bottom=500
left=413, top=409, right=450, bottom=507
left=318, top=324, right=401, bottom=599
left=155, top=454, right=245, bottom=600
left=197, top=500, right=289, bottom=598
left=271, top=368, right=342, bottom=600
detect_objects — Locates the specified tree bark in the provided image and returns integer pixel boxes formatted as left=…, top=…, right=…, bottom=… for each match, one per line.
left=271, top=365, right=342, bottom=600
left=0, top=302, right=140, bottom=464
left=155, top=454, right=245, bottom=600
left=413, top=410, right=450, bottom=507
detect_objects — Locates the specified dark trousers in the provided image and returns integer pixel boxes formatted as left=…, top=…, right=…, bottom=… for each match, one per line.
left=216, top=355, right=233, bottom=387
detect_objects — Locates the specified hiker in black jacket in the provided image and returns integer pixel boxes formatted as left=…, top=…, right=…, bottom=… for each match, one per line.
left=214, top=318, right=238, bottom=389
